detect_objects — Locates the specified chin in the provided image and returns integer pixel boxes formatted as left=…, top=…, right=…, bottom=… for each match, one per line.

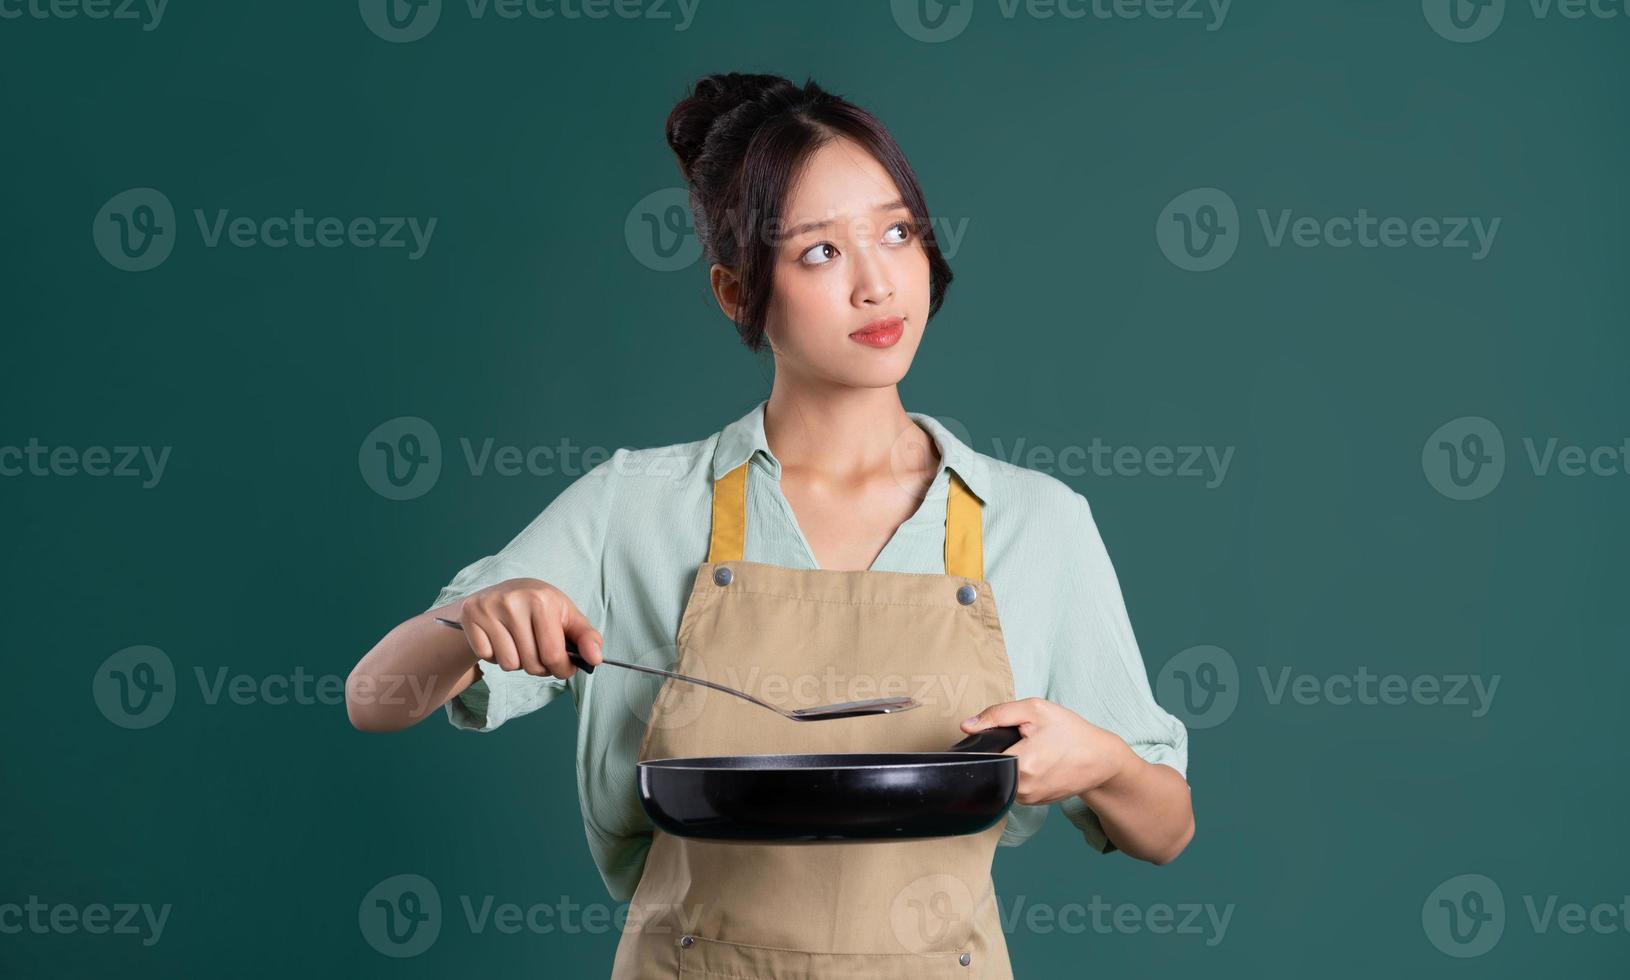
left=839, top=362, right=913, bottom=389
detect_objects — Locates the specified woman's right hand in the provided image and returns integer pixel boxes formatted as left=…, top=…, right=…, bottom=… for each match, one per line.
left=454, top=578, right=604, bottom=679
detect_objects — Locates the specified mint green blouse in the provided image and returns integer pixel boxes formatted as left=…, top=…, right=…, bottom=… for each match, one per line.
left=432, top=399, right=1188, bottom=900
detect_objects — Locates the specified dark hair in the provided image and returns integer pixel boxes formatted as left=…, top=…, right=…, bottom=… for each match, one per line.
left=666, top=72, right=954, bottom=353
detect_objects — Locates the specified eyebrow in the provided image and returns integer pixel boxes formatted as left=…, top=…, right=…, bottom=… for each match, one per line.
left=782, top=199, right=910, bottom=239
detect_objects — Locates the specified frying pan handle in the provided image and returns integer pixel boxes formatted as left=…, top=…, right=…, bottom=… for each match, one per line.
left=947, top=726, right=1022, bottom=754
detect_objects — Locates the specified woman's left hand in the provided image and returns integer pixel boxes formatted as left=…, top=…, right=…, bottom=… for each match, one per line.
left=960, top=698, right=1136, bottom=805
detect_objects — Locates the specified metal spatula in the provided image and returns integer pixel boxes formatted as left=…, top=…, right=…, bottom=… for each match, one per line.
left=432, top=617, right=920, bottom=721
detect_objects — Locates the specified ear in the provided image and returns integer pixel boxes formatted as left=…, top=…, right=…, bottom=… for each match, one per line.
left=709, top=263, right=742, bottom=322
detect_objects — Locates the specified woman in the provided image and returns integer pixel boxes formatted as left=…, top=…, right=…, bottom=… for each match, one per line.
left=348, top=72, right=1193, bottom=978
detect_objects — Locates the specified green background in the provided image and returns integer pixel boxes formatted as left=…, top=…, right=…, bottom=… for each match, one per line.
left=3, top=0, right=1626, bottom=976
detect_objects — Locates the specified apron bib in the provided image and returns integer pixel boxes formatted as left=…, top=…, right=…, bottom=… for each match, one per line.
left=610, top=456, right=1019, bottom=979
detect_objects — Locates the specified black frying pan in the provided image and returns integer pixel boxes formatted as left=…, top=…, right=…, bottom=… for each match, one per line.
left=638, top=726, right=1022, bottom=842
left=429, top=616, right=1021, bottom=841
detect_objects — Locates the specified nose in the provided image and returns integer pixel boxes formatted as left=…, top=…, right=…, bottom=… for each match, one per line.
left=850, top=243, right=895, bottom=307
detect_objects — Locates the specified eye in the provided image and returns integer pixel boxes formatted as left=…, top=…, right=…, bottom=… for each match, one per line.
left=799, top=242, right=838, bottom=266
left=884, top=220, right=915, bottom=245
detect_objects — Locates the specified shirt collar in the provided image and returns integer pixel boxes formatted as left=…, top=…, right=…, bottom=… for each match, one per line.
left=711, top=399, right=991, bottom=502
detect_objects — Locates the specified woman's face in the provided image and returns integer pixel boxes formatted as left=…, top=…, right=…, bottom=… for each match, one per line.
left=751, top=137, right=932, bottom=388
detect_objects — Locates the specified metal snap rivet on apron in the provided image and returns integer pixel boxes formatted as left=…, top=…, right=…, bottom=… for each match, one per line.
left=956, top=584, right=977, bottom=605
left=960, top=952, right=972, bottom=966
left=713, top=566, right=733, bottom=587
left=679, top=935, right=695, bottom=948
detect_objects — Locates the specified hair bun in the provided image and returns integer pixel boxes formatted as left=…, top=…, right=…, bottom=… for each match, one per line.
left=666, top=72, right=799, bottom=181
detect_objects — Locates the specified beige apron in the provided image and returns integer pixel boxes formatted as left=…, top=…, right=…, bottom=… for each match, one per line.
left=609, top=456, right=1019, bottom=979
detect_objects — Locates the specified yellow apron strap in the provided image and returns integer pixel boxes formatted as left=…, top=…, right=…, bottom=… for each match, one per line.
left=944, top=470, right=985, bottom=581
left=707, top=461, right=750, bottom=563
left=707, top=459, right=983, bottom=578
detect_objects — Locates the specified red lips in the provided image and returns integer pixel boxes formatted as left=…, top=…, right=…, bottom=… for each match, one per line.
left=849, top=316, right=904, bottom=348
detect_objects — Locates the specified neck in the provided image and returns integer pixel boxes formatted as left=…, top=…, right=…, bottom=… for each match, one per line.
left=762, top=380, right=937, bottom=487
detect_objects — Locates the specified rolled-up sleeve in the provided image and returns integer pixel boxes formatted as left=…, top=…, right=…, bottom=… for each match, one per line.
left=430, top=454, right=618, bottom=733
left=1048, top=490, right=1189, bottom=853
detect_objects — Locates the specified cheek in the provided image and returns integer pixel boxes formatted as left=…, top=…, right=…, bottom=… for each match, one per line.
left=891, top=254, right=932, bottom=350
left=897, top=246, right=932, bottom=311
left=768, top=268, right=846, bottom=342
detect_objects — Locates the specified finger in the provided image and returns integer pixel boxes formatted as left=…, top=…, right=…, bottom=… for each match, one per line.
left=485, top=615, right=521, bottom=672
left=961, top=699, right=1040, bottom=733
left=502, top=595, right=543, bottom=676
left=576, top=627, right=605, bottom=667
left=531, top=601, right=573, bottom=679
left=533, top=599, right=574, bottom=679
left=464, top=620, right=495, bottom=663
left=560, top=602, right=603, bottom=667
